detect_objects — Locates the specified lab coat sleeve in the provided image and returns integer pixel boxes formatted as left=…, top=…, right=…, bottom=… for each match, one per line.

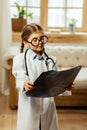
left=58, top=90, right=72, bottom=96
left=12, top=54, right=29, bottom=92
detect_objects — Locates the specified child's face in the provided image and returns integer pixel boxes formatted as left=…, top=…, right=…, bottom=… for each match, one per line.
left=24, top=31, right=48, bottom=54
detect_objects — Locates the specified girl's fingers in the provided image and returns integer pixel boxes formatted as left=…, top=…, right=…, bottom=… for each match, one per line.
left=25, top=86, right=32, bottom=92
left=66, top=82, right=75, bottom=90
left=24, top=80, right=34, bottom=92
left=25, top=80, right=34, bottom=86
left=25, top=85, right=33, bottom=92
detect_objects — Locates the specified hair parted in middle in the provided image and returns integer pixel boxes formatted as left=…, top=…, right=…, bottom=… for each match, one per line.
left=20, top=23, right=44, bottom=53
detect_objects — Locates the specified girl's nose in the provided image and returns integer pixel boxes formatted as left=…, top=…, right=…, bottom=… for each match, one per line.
left=39, top=40, right=43, bottom=44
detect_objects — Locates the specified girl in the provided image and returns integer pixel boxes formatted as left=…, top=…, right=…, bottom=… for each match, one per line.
left=12, top=23, right=74, bottom=130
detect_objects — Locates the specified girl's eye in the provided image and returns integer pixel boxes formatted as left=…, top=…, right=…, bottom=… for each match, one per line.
left=33, top=39, right=38, bottom=42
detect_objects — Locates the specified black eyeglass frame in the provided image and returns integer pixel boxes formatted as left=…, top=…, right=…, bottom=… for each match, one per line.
left=26, top=35, right=48, bottom=47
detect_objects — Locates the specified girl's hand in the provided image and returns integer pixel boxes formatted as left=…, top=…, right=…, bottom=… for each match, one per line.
left=24, top=80, right=34, bottom=92
left=66, top=82, right=75, bottom=91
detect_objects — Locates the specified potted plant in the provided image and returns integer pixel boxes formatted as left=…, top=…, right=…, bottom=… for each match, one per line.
left=12, top=2, right=33, bottom=32
left=69, top=18, right=78, bottom=34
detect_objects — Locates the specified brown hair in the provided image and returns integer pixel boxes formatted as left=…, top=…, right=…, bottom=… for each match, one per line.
left=20, top=23, right=44, bottom=53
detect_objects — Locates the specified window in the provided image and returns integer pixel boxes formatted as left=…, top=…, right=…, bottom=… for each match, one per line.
left=10, top=0, right=40, bottom=24
left=48, top=0, right=83, bottom=27
left=11, top=0, right=87, bottom=32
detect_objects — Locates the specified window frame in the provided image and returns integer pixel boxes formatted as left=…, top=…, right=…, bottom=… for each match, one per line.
left=11, top=0, right=87, bottom=32
left=40, top=0, right=87, bottom=32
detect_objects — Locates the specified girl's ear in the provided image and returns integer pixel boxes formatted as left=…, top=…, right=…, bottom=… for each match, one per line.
left=23, top=40, right=30, bottom=48
left=23, top=40, right=28, bottom=45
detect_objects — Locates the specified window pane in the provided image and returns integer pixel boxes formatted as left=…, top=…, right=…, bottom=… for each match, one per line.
left=67, top=9, right=83, bottom=27
left=67, top=0, right=83, bottom=7
left=48, top=0, right=65, bottom=7
left=27, top=0, right=40, bottom=7
left=27, top=8, right=40, bottom=24
left=11, top=7, right=26, bottom=18
left=10, top=0, right=26, bottom=6
left=48, top=9, right=65, bottom=27
left=11, top=7, right=17, bottom=18
left=11, top=0, right=40, bottom=22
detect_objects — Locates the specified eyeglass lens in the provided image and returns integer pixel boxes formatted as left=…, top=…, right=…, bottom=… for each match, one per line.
left=32, top=35, right=48, bottom=46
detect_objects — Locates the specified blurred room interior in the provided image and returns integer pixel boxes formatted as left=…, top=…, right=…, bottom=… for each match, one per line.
left=0, top=0, right=87, bottom=130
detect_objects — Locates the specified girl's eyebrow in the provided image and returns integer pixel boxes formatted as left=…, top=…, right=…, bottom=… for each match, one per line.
left=30, top=36, right=43, bottom=40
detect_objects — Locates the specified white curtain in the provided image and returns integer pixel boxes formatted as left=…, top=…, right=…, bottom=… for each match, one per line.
left=0, top=0, right=12, bottom=94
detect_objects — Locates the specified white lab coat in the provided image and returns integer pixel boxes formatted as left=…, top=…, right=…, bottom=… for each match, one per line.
left=12, top=49, right=59, bottom=130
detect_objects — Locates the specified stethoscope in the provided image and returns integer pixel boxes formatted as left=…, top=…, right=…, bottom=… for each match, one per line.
left=24, top=48, right=56, bottom=76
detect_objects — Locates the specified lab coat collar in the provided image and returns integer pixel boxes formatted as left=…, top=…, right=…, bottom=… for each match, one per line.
left=28, top=49, right=46, bottom=60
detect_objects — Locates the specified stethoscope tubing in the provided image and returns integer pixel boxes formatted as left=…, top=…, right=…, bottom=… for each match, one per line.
left=24, top=49, right=56, bottom=76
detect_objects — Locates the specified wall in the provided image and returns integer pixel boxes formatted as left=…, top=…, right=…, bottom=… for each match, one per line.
left=0, top=43, right=2, bottom=89
left=0, top=0, right=12, bottom=93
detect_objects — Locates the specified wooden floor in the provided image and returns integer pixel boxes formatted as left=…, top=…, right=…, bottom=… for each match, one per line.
left=0, top=93, right=87, bottom=130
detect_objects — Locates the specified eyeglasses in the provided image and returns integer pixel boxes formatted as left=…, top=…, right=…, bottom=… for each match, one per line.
left=26, top=35, right=48, bottom=47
